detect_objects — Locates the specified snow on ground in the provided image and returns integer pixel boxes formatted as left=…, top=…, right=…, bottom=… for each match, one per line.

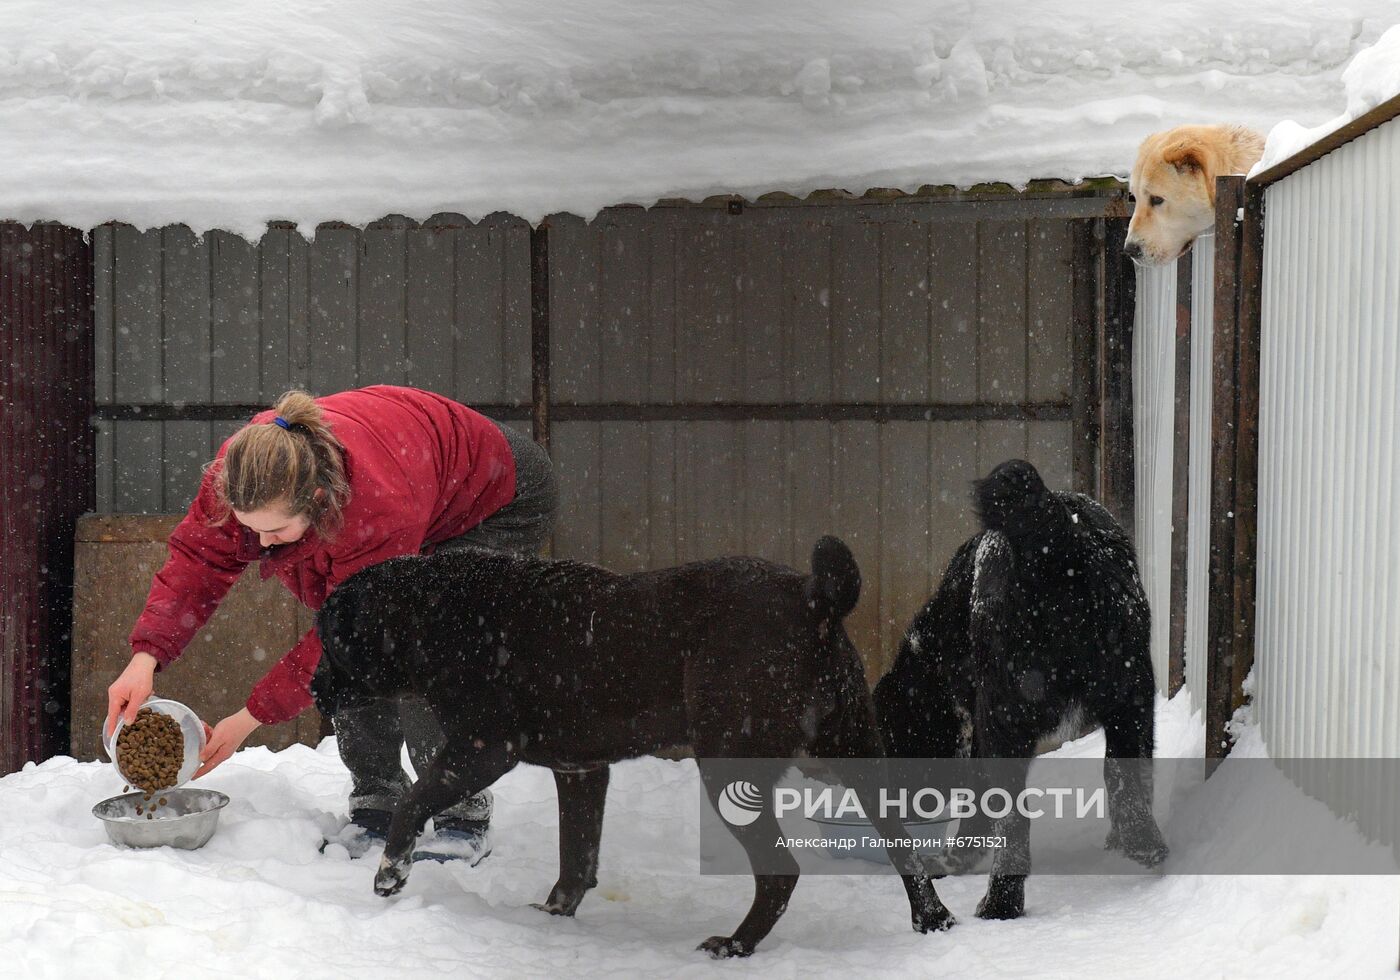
left=2, top=692, right=1396, bottom=979
left=1253, top=22, right=1400, bottom=173
left=0, top=1, right=1396, bottom=238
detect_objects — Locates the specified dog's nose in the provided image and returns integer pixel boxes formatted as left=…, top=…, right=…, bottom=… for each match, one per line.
left=1123, top=238, right=1144, bottom=261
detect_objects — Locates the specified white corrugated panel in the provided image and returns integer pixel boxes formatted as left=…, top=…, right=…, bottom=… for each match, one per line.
left=1255, top=115, right=1400, bottom=763
left=1183, top=239, right=1215, bottom=715
left=1133, top=260, right=1178, bottom=692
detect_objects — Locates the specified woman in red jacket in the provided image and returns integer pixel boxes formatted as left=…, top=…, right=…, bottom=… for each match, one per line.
left=103, top=385, right=557, bottom=862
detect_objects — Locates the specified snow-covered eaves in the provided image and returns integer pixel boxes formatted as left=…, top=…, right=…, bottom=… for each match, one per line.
left=0, top=0, right=1394, bottom=241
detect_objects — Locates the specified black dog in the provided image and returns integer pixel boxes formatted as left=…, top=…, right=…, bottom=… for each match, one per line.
left=312, top=537, right=954, bottom=957
left=875, top=459, right=1168, bottom=919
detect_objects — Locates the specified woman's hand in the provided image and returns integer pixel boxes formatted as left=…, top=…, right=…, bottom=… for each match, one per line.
left=104, top=652, right=159, bottom=739
left=194, top=708, right=262, bottom=779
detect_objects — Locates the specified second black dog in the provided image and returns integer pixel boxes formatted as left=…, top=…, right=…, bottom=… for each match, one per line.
left=875, top=459, right=1168, bottom=920
left=313, top=537, right=954, bottom=957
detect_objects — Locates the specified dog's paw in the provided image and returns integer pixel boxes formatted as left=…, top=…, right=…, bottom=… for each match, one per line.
left=974, top=896, right=1024, bottom=920
left=913, top=902, right=957, bottom=933
left=530, top=900, right=578, bottom=917
left=374, top=858, right=411, bottom=897
left=697, top=936, right=754, bottom=959
left=1106, top=823, right=1169, bottom=869
left=975, top=878, right=1025, bottom=921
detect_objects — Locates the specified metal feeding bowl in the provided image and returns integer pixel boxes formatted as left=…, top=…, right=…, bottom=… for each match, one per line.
left=92, top=788, right=230, bottom=849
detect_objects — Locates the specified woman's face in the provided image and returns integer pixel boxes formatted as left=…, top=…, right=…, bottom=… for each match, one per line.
left=234, top=501, right=311, bottom=548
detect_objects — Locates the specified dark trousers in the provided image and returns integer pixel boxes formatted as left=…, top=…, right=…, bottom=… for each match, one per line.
left=334, top=420, right=557, bottom=823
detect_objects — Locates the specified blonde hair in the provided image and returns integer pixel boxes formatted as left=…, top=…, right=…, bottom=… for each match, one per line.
left=207, top=390, right=351, bottom=538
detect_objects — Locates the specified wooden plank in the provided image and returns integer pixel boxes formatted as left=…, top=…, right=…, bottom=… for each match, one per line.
left=210, top=418, right=244, bottom=459
left=880, top=218, right=931, bottom=403
left=932, top=222, right=979, bottom=404
left=679, top=421, right=743, bottom=559
left=528, top=220, right=551, bottom=455
left=209, top=231, right=261, bottom=404
left=1099, top=217, right=1136, bottom=530
left=676, top=217, right=738, bottom=402
left=832, top=421, right=882, bottom=680
left=544, top=214, right=596, bottom=404
left=1230, top=183, right=1265, bottom=732
left=306, top=226, right=359, bottom=395
left=737, top=220, right=785, bottom=402
left=932, top=420, right=980, bottom=574
left=1168, top=255, right=1194, bottom=695
left=786, top=218, right=832, bottom=403
left=287, top=230, right=310, bottom=388
left=598, top=421, right=650, bottom=571
left=93, top=226, right=115, bottom=405
left=598, top=216, right=647, bottom=405
left=1028, top=419, right=1073, bottom=493
left=978, top=419, right=1029, bottom=477
left=500, top=217, right=534, bottom=404
left=549, top=422, right=601, bottom=562
left=258, top=227, right=293, bottom=398
left=162, top=421, right=212, bottom=513
left=77, top=514, right=181, bottom=542
left=645, top=421, right=678, bottom=567
left=740, top=420, right=788, bottom=563
left=878, top=421, right=932, bottom=666
left=113, top=226, right=163, bottom=404
left=111, top=421, right=163, bottom=513
left=1070, top=220, right=1101, bottom=495
left=161, top=226, right=210, bottom=405
left=786, top=421, right=833, bottom=569
left=1205, top=177, right=1245, bottom=759
left=1027, top=218, right=1073, bottom=401
left=978, top=220, right=1028, bottom=402
left=830, top=220, right=881, bottom=404
left=645, top=220, right=678, bottom=403
left=458, top=218, right=506, bottom=401
left=358, top=218, right=409, bottom=386
left=94, top=420, right=114, bottom=513
left=405, top=218, right=458, bottom=396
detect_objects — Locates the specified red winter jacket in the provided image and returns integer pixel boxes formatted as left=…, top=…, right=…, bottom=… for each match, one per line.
left=128, top=386, right=517, bottom=724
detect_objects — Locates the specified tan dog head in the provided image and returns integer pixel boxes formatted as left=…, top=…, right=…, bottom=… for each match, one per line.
left=1124, top=124, right=1265, bottom=266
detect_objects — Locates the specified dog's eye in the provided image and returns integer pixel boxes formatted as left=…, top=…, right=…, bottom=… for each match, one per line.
left=1149, top=195, right=1165, bottom=207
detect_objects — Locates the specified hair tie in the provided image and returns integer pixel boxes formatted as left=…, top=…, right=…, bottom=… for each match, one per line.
left=272, top=416, right=291, bottom=430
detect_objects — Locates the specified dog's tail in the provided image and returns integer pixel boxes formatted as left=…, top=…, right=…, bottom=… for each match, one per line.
left=972, top=458, right=1051, bottom=540
left=805, top=535, right=861, bottom=621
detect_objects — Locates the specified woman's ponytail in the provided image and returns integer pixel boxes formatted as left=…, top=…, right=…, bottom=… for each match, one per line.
left=207, top=390, right=351, bottom=537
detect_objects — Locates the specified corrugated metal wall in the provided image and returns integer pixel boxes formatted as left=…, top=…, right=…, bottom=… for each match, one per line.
left=1133, top=236, right=1218, bottom=712
left=92, top=195, right=1121, bottom=679
left=1183, top=241, right=1215, bottom=714
left=1255, top=117, right=1400, bottom=761
left=0, top=224, right=94, bottom=772
left=1133, top=262, right=1177, bottom=692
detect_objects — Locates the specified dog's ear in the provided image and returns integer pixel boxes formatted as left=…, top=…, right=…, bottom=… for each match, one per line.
left=1162, top=134, right=1226, bottom=205
left=1162, top=137, right=1199, bottom=171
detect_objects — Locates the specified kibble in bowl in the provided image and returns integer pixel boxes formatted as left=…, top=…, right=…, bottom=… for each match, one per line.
left=103, top=697, right=207, bottom=790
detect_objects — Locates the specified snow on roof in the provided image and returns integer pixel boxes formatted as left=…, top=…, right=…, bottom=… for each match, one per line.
left=1253, top=23, right=1400, bottom=175
left=1, top=0, right=1396, bottom=239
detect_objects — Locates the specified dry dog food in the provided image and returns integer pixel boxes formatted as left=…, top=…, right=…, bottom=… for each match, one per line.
left=116, top=707, right=184, bottom=800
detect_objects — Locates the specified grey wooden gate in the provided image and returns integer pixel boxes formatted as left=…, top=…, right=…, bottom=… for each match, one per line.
left=92, top=187, right=1132, bottom=677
